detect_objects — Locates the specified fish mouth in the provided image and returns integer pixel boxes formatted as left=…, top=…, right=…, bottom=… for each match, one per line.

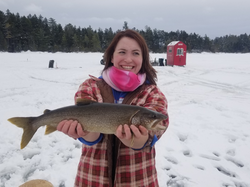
left=151, top=119, right=166, bottom=130
left=150, top=114, right=167, bottom=130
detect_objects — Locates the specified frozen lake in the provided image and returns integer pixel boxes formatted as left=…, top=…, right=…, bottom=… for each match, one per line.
left=0, top=52, right=250, bottom=187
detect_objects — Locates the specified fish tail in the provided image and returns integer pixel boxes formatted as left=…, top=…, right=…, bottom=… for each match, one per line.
left=8, top=117, right=37, bottom=149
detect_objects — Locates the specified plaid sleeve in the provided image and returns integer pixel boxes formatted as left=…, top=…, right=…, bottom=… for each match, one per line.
left=131, top=85, right=169, bottom=148
left=144, top=85, right=169, bottom=135
left=74, top=78, right=103, bottom=103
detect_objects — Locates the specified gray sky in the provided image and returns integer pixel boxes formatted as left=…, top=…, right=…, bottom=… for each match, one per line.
left=1, top=0, right=249, bottom=39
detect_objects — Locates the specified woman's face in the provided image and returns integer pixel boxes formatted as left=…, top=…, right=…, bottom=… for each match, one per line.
left=111, top=37, right=143, bottom=74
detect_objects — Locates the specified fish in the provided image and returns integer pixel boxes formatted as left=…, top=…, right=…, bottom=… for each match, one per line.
left=8, top=99, right=167, bottom=149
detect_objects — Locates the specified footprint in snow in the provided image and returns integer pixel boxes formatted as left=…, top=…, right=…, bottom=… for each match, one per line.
left=199, top=154, right=221, bottom=161
left=165, top=156, right=178, bottom=165
left=166, top=175, right=188, bottom=187
left=226, top=149, right=236, bottom=156
left=177, top=133, right=188, bottom=142
left=225, top=156, right=244, bottom=167
left=213, top=151, right=220, bottom=157
left=193, top=164, right=205, bottom=170
left=227, top=135, right=237, bottom=143
left=216, top=166, right=237, bottom=178
left=183, top=150, right=192, bottom=157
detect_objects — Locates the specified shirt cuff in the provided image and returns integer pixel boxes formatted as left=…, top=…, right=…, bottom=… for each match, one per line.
left=78, top=133, right=103, bottom=146
left=150, top=135, right=158, bottom=147
left=132, top=135, right=158, bottom=150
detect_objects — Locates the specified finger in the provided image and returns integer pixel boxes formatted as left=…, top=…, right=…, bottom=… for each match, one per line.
left=138, top=125, right=149, bottom=136
left=115, top=125, right=124, bottom=139
left=57, top=120, right=67, bottom=131
left=68, top=120, right=79, bottom=138
left=76, top=123, right=88, bottom=137
left=130, top=125, right=141, bottom=138
left=130, top=125, right=148, bottom=138
left=60, top=120, right=73, bottom=134
left=123, top=124, right=132, bottom=140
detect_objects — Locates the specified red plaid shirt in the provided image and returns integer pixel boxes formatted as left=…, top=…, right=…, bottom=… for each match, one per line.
left=74, top=77, right=169, bottom=187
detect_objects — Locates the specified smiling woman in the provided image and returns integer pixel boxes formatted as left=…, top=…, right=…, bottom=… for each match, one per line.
left=56, top=29, right=169, bottom=187
left=111, top=37, right=143, bottom=74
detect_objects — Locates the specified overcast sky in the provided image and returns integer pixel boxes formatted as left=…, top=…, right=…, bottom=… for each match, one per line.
left=1, top=0, right=249, bottom=39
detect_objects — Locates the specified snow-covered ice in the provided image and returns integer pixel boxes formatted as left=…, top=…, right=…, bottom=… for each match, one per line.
left=0, top=52, right=250, bottom=187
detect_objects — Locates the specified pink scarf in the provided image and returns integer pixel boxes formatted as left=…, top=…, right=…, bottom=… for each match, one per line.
left=102, top=66, right=146, bottom=92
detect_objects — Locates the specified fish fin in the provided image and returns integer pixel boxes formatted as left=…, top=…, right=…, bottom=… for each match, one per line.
left=89, top=75, right=101, bottom=81
left=43, top=109, right=51, bottom=114
left=45, top=125, right=57, bottom=135
left=129, top=110, right=140, bottom=125
left=8, top=117, right=37, bottom=149
left=76, top=98, right=97, bottom=106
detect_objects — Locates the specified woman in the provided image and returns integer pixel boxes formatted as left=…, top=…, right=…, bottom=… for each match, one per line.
left=57, top=29, right=169, bottom=187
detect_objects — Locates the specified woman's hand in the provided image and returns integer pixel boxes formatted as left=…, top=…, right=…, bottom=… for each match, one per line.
left=115, top=124, right=149, bottom=149
left=57, top=120, right=100, bottom=141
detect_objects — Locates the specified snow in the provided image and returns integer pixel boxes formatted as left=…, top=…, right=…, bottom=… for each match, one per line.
left=167, top=41, right=180, bottom=46
left=0, top=52, right=250, bottom=187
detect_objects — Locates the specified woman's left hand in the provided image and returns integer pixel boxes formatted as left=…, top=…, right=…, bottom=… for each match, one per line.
left=115, top=124, right=149, bottom=149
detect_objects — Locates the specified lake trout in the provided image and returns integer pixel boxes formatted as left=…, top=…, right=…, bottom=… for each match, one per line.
left=8, top=99, right=167, bottom=149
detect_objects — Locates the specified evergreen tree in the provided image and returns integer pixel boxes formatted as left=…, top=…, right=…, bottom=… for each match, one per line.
left=97, top=28, right=105, bottom=51
left=83, top=34, right=90, bottom=51
left=102, top=27, right=114, bottom=50
left=48, top=18, right=57, bottom=52
left=92, top=32, right=101, bottom=52
left=143, top=26, right=154, bottom=52
left=5, top=10, right=16, bottom=52
left=203, top=35, right=212, bottom=52
left=54, top=24, right=64, bottom=51
left=0, top=10, right=7, bottom=50
left=63, top=23, right=75, bottom=52
left=20, top=16, right=32, bottom=51
left=123, top=21, right=129, bottom=30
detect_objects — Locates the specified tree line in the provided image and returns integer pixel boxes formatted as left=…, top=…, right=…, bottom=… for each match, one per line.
left=1, top=9, right=250, bottom=53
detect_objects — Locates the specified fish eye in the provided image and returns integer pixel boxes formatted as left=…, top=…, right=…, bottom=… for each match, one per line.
left=151, top=114, right=156, bottom=118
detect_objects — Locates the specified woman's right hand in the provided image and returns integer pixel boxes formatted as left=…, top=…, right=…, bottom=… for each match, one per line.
left=57, top=120, right=89, bottom=139
left=57, top=120, right=101, bottom=142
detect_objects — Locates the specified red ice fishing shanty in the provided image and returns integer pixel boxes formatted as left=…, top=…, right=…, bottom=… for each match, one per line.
left=166, top=41, right=187, bottom=66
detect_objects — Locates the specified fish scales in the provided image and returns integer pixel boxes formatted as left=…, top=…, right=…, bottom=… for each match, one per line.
left=37, top=104, right=141, bottom=133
